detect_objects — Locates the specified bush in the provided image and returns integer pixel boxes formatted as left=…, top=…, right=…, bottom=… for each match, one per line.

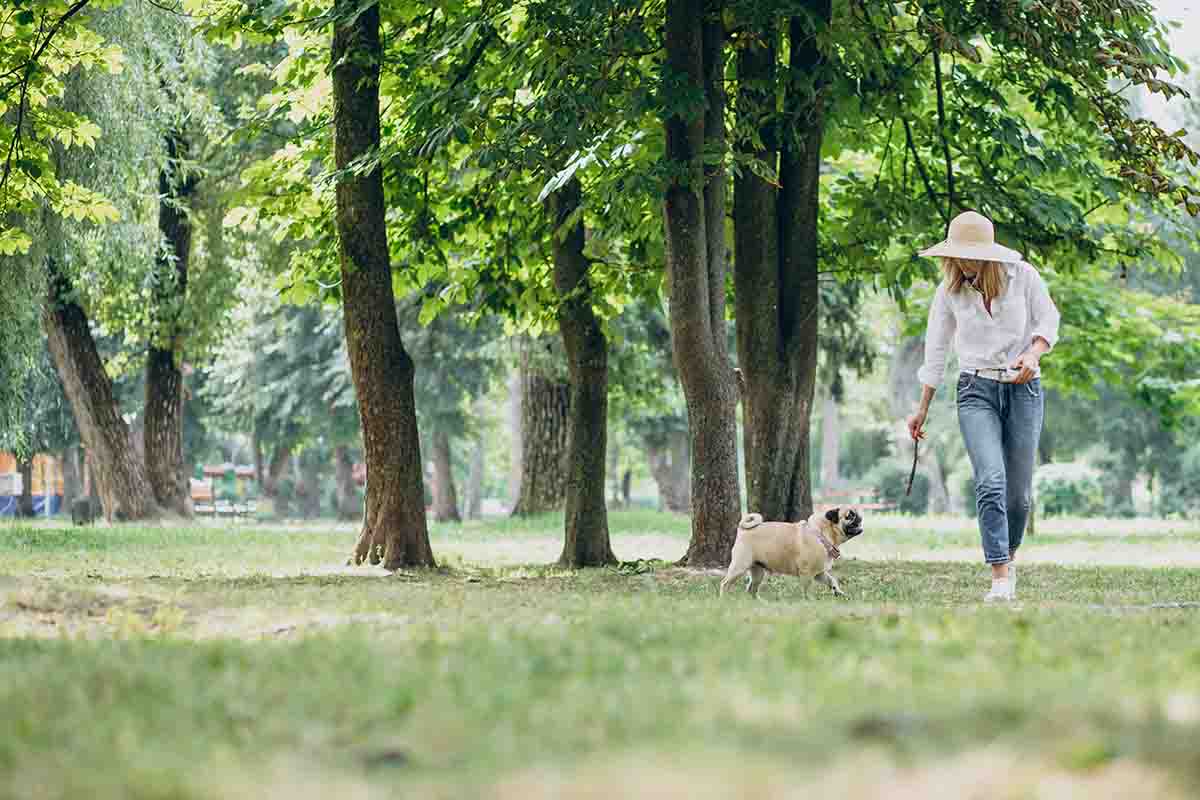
left=1158, top=442, right=1200, bottom=519
left=841, top=427, right=893, bottom=482
left=868, top=463, right=930, bottom=515
left=1034, top=463, right=1104, bottom=517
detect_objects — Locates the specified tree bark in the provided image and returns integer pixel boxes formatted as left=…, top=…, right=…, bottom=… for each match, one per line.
left=295, top=453, right=322, bottom=519
left=332, top=3, right=435, bottom=569
left=253, top=430, right=265, bottom=487
left=263, top=443, right=292, bottom=496
left=16, top=459, right=34, bottom=518
left=61, top=446, right=80, bottom=513
left=507, top=366, right=522, bottom=508
left=334, top=444, right=361, bottom=521
left=819, top=386, right=841, bottom=489
left=549, top=177, right=616, bottom=567
left=431, top=430, right=461, bottom=523
left=43, top=216, right=159, bottom=522
left=144, top=132, right=196, bottom=518
left=511, top=357, right=570, bottom=516
left=662, top=0, right=741, bottom=566
left=466, top=435, right=484, bottom=520
left=733, top=5, right=830, bottom=523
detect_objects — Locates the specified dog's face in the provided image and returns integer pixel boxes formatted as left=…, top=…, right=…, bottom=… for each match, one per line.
left=824, top=506, right=864, bottom=542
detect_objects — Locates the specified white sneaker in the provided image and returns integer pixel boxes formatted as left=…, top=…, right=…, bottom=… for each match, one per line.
left=984, top=579, right=1014, bottom=603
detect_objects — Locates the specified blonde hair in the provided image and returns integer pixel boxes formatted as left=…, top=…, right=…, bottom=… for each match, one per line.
left=942, top=257, right=1007, bottom=303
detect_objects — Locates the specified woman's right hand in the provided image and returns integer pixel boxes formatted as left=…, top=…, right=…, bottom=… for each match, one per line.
left=906, top=409, right=927, bottom=441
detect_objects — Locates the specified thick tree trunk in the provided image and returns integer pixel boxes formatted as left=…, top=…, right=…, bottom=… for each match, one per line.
left=662, top=0, right=741, bottom=566
left=431, top=430, right=461, bottom=523
left=549, top=177, right=616, bottom=567
left=43, top=219, right=158, bottom=522
left=334, top=444, right=361, bottom=521
left=332, top=3, right=434, bottom=569
left=733, top=6, right=829, bottom=523
left=61, top=446, right=80, bottom=513
left=144, top=132, right=196, bottom=518
left=819, top=386, right=841, bottom=489
left=16, top=459, right=34, bottom=518
left=466, top=435, right=484, bottom=520
left=511, top=360, right=570, bottom=516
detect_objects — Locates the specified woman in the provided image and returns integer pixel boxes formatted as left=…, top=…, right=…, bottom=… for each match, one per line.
left=907, top=211, right=1061, bottom=602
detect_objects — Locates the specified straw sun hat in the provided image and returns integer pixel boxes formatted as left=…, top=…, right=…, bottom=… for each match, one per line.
left=918, top=210, right=1022, bottom=262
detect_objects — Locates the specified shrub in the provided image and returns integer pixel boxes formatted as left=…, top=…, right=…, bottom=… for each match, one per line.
left=1158, top=442, right=1200, bottom=519
left=841, top=427, right=893, bottom=481
left=869, top=463, right=930, bottom=515
left=1034, top=463, right=1104, bottom=517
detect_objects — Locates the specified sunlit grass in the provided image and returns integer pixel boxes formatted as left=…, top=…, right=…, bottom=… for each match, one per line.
left=2, top=511, right=1200, bottom=798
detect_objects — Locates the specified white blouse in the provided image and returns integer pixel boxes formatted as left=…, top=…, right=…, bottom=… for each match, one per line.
left=917, top=261, right=1061, bottom=388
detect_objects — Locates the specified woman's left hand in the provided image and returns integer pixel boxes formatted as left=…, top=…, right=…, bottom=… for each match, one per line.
left=1011, top=351, right=1040, bottom=384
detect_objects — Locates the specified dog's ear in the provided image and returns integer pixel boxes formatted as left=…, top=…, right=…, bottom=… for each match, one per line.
left=825, top=507, right=840, bottom=523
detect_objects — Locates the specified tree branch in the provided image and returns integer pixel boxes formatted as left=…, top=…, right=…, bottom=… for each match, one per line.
left=0, top=0, right=91, bottom=88
left=933, top=44, right=955, bottom=219
left=447, top=25, right=497, bottom=95
left=901, top=114, right=947, bottom=226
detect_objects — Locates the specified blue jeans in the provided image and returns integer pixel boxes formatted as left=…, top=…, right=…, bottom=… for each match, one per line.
left=956, top=373, right=1044, bottom=565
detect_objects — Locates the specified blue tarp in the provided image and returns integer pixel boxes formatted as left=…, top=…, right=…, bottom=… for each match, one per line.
left=0, top=495, right=62, bottom=517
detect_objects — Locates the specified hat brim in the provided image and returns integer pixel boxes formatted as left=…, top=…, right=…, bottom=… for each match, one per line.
left=918, top=240, right=1022, bottom=262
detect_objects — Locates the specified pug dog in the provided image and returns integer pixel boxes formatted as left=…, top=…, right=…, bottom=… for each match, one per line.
left=719, top=507, right=864, bottom=598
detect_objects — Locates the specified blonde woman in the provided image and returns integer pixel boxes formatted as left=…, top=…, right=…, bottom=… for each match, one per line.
left=907, top=211, right=1061, bottom=602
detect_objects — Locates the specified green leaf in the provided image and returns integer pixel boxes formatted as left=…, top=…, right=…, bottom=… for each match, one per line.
left=16, top=159, right=41, bottom=179
left=15, top=9, right=35, bottom=25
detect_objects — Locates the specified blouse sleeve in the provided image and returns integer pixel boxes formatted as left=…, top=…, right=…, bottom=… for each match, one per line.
left=1027, top=267, right=1060, bottom=351
left=917, top=282, right=955, bottom=389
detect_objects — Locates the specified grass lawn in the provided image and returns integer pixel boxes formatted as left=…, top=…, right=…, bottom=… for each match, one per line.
left=3, top=510, right=1200, bottom=799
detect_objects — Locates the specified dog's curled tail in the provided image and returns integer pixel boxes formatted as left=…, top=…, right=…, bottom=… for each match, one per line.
left=739, top=513, right=764, bottom=530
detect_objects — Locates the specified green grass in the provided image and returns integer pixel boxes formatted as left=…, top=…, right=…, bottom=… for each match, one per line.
left=3, top=511, right=1200, bottom=798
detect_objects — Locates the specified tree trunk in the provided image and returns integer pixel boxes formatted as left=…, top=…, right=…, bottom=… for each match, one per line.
left=549, top=177, right=616, bottom=567
left=511, top=359, right=570, bottom=516
left=295, top=453, right=322, bottom=519
left=466, top=435, right=484, bottom=520
left=431, top=430, right=461, bottom=523
left=607, top=427, right=622, bottom=507
left=253, top=431, right=265, bottom=487
left=507, top=366, right=522, bottom=508
left=144, top=132, right=196, bottom=518
left=263, top=443, right=292, bottom=496
left=43, top=216, right=158, bottom=522
left=334, top=444, right=361, bottom=521
left=927, top=452, right=950, bottom=514
left=733, top=6, right=830, bottom=524
left=16, top=459, right=34, bottom=518
left=646, top=431, right=692, bottom=513
left=819, top=386, right=841, bottom=488
left=662, top=0, right=742, bottom=566
left=61, top=446, right=80, bottom=513
left=332, top=3, right=435, bottom=569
